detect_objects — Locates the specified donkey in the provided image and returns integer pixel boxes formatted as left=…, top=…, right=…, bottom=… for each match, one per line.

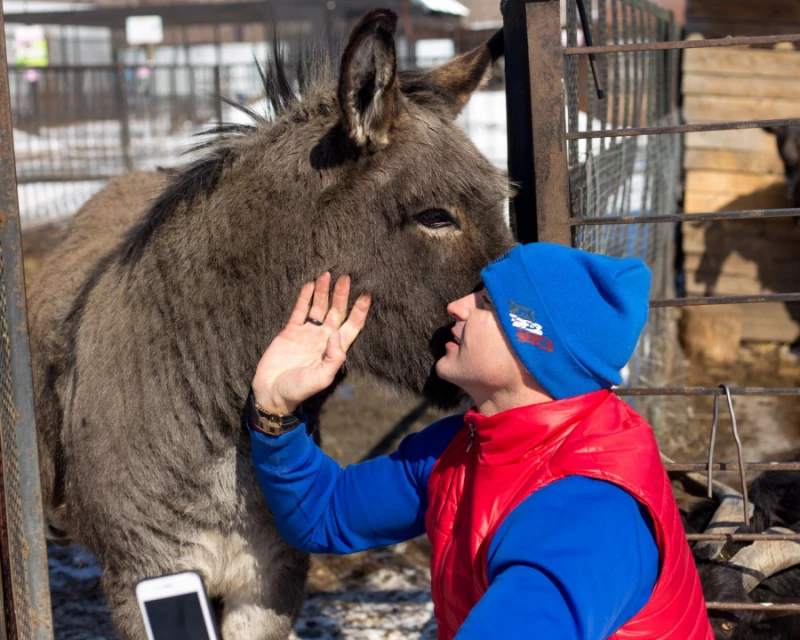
left=26, top=10, right=513, bottom=640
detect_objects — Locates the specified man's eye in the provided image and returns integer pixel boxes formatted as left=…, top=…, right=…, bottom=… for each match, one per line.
left=415, top=208, right=458, bottom=229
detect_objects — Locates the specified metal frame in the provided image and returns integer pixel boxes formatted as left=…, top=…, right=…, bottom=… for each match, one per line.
left=0, top=2, right=56, bottom=638
left=502, top=0, right=800, bottom=618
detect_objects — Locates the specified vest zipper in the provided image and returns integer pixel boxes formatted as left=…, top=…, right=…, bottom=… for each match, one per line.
left=466, top=419, right=475, bottom=452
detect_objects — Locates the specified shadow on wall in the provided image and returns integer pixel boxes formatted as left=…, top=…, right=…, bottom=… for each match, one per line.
left=687, top=183, right=800, bottom=350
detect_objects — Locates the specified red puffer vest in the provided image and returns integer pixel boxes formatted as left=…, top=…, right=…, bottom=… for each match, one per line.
left=425, top=389, right=712, bottom=640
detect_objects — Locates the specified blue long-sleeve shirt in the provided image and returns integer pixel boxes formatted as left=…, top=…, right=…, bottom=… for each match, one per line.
left=249, top=414, right=659, bottom=639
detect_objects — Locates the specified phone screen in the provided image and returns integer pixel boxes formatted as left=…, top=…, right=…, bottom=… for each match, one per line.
left=144, top=592, right=213, bottom=640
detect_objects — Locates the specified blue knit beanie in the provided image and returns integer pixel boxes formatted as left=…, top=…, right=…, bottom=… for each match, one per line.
left=481, top=243, right=652, bottom=400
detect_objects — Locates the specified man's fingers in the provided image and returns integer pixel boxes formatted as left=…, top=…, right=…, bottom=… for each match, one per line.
left=325, top=275, right=351, bottom=328
left=339, top=294, right=372, bottom=351
left=288, top=281, right=316, bottom=326
left=308, top=272, right=331, bottom=324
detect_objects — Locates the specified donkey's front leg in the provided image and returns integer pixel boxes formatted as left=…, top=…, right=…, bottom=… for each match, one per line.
left=218, top=544, right=309, bottom=640
left=190, top=523, right=310, bottom=640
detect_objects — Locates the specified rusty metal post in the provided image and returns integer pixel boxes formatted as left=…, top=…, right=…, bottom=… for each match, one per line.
left=0, top=3, right=56, bottom=639
left=525, top=0, right=571, bottom=245
left=503, top=0, right=572, bottom=245
left=112, top=38, right=133, bottom=172
left=213, top=65, right=224, bottom=126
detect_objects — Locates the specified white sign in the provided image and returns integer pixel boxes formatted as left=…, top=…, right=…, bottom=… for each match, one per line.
left=125, top=16, right=164, bottom=46
left=14, top=25, right=49, bottom=66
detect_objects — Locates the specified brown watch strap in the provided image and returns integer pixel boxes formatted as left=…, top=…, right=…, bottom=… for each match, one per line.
left=246, top=389, right=302, bottom=436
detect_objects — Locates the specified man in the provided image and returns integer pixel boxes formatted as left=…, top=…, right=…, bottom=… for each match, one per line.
left=246, top=242, right=713, bottom=639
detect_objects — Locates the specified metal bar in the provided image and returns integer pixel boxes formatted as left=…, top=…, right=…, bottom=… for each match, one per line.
left=707, top=602, right=800, bottom=612
left=567, top=117, right=800, bottom=140
left=706, top=388, right=720, bottom=499
left=11, top=64, right=227, bottom=72
left=575, top=0, right=605, bottom=99
left=526, top=0, right=572, bottom=245
left=618, top=387, right=800, bottom=396
left=502, top=0, right=538, bottom=243
left=112, top=57, right=133, bottom=172
left=688, top=533, right=800, bottom=542
left=570, top=208, right=800, bottom=225
left=16, top=174, right=119, bottom=184
left=565, top=32, right=800, bottom=54
left=213, top=65, right=224, bottom=126
left=667, top=462, right=800, bottom=471
left=0, top=3, right=55, bottom=638
left=722, top=384, right=750, bottom=525
left=650, top=293, right=800, bottom=308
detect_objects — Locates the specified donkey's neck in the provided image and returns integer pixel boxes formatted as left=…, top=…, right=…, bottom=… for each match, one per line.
left=119, top=179, right=325, bottom=418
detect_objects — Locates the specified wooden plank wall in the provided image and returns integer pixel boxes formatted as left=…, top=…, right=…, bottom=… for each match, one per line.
left=682, top=40, right=800, bottom=343
left=686, top=0, right=800, bottom=38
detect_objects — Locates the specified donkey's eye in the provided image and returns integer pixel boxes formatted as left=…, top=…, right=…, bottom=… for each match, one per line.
left=415, top=209, right=458, bottom=229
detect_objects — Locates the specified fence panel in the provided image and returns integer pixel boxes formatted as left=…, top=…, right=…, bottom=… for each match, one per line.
left=0, top=5, right=57, bottom=639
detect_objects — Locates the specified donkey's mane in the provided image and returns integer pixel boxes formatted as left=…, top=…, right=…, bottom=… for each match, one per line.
left=118, top=40, right=340, bottom=265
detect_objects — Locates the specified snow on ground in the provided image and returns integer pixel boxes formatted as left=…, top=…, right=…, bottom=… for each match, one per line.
left=49, top=541, right=437, bottom=640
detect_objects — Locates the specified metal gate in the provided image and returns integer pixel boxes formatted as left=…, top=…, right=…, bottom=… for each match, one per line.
left=0, top=4, right=56, bottom=639
left=502, top=0, right=800, bottom=623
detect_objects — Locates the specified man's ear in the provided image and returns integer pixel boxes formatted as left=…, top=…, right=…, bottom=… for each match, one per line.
left=412, top=29, right=504, bottom=118
left=337, top=9, right=402, bottom=149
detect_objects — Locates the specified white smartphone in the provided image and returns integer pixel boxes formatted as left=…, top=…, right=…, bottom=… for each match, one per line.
left=136, top=571, right=221, bottom=640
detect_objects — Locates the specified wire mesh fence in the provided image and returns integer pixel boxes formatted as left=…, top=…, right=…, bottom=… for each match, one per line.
left=563, top=0, right=682, bottom=426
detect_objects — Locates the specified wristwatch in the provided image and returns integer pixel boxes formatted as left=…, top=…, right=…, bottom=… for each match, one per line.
left=245, top=388, right=303, bottom=436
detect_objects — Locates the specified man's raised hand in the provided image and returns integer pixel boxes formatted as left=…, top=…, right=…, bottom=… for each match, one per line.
left=251, top=272, right=371, bottom=415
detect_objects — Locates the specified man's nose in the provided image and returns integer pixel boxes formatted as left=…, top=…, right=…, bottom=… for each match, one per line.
left=447, top=294, right=473, bottom=321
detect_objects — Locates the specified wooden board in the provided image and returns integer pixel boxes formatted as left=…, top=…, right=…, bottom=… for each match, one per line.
left=683, top=73, right=800, bottom=100
left=684, top=149, right=784, bottom=175
left=682, top=220, right=800, bottom=254
left=685, top=129, right=781, bottom=154
left=686, top=171, right=784, bottom=196
left=684, top=47, right=800, bottom=78
left=684, top=189, right=790, bottom=214
left=683, top=253, right=800, bottom=280
left=683, top=94, right=800, bottom=124
left=738, top=304, right=800, bottom=343
left=687, top=0, right=800, bottom=24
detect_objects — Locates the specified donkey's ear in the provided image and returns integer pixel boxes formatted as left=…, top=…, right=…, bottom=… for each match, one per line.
left=338, top=9, right=402, bottom=149
left=415, top=29, right=504, bottom=118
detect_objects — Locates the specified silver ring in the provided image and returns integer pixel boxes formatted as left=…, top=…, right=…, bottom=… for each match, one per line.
left=306, top=318, right=323, bottom=326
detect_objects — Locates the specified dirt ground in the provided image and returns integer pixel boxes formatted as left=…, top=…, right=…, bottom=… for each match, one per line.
left=20, top=221, right=800, bottom=639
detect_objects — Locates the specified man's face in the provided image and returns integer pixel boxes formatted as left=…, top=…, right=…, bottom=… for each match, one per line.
left=435, top=287, right=530, bottom=400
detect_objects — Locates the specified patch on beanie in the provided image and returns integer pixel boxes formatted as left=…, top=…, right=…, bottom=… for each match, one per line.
left=508, top=301, right=553, bottom=352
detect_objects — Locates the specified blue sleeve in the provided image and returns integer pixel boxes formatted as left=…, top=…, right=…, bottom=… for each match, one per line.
left=248, top=414, right=463, bottom=554
left=455, top=476, right=659, bottom=640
